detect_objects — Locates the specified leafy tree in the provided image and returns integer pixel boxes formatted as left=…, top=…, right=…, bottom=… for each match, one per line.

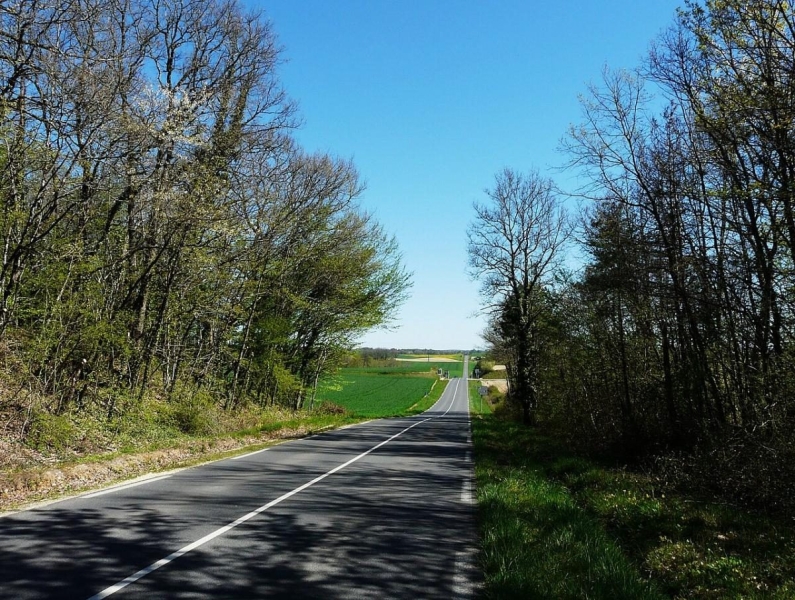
left=0, top=0, right=410, bottom=425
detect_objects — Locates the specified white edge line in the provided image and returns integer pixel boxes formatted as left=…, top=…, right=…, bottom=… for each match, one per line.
left=230, top=447, right=270, bottom=461
left=460, top=476, right=473, bottom=504
left=440, top=378, right=460, bottom=416
left=82, top=475, right=172, bottom=499
left=87, top=416, right=433, bottom=600
left=452, top=549, right=478, bottom=598
left=339, top=419, right=372, bottom=430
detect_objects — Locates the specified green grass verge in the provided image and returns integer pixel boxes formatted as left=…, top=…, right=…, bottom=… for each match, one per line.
left=468, top=380, right=493, bottom=415
left=469, top=410, right=795, bottom=599
left=471, top=412, right=665, bottom=599
left=405, top=379, right=449, bottom=415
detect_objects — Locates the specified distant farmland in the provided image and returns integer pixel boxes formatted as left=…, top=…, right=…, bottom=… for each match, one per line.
left=316, top=359, right=464, bottom=417
left=317, top=375, right=436, bottom=416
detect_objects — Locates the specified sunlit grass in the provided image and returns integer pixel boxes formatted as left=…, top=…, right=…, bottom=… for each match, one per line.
left=316, top=374, right=433, bottom=417
left=470, top=414, right=795, bottom=598
left=468, top=379, right=492, bottom=415
left=472, top=415, right=662, bottom=599
left=405, top=379, right=449, bottom=415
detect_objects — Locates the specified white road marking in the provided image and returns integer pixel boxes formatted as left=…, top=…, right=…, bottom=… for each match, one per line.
left=230, top=447, right=270, bottom=461
left=452, top=549, right=478, bottom=598
left=460, top=477, right=473, bottom=504
left=441, top=378, right=460, bottom=416
left=82, top=475, right=172, bottom=499
left=87, top=416, right=434, bottom=600
left=462, top=376, right=476, bottom=505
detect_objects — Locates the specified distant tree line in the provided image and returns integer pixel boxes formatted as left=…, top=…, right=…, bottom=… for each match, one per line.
left=343, top=349, right=474, bottom=368
left=0, top=0, right=409, bottom=424
left=469, top=0, right=795, bottom=511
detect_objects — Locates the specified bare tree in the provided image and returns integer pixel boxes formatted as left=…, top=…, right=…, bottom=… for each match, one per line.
left=467, top=168, right=569, bottom=424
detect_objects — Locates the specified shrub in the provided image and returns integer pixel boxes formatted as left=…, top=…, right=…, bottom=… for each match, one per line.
left=168, top=383, right=218, bottom=435
left=313, top=401, right=349, bottom=415
left=25, top=411, right=79, bottom=452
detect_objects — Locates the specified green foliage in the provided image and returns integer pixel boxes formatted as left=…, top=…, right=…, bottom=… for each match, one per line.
left=480, top=370, right=505, bottom=380
left=25, top=412, right=81, bottom=452
left=475, top=359, right=495, bottom=374
left=168, top=384, right=217, bottom=435
left=0, top=0, right=410, bottom=447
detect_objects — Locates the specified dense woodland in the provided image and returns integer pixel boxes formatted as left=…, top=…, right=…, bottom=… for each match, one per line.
left=0, top=0, right=409, bottom=437
left=470, top=0, right=795, bottom=513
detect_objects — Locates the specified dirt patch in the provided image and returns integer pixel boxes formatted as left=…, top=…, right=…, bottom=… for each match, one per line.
left=482, top=378, right=508, bottom=393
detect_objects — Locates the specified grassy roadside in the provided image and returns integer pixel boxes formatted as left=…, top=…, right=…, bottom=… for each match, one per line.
left=468, top=379, right=492, bottom=415
left=468, top=396, right=795, bottom=599
left=3, top=375, right=449, bottom=513
left=470, top=397, right=662, bottom=599
left=0, top=409, right=365, bottom=513
left=405, top=378, right=449, bottom=415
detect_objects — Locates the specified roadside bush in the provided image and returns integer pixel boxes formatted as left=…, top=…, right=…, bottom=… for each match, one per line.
left=476, top=359, right=494, bottom=375
left=485, top=384, right=503, bottom=403
left=490, top=386, right=522, bottom=421
left=481, top=370, right=505, bottom=380
left=169, top=384, right=218, bottom=435
left=313, top=401, right=349, bottom=415
left=25, top=411, right=80, bottom=452
left=655, top=429, right=795, bottom=517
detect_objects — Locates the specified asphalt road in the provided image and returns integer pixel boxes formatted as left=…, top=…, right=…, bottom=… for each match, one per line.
left=0, top=368, right=479, bottom=599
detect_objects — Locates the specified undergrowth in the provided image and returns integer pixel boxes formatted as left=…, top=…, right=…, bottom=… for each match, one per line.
left=469, top=397, right=795, bottom=599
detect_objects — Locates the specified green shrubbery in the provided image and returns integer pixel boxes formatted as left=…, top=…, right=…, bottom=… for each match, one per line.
left=0, top=0, right=409, bottom=460
left=25, top=412, right=80, bottom=452
left=166, top=383, right=217, bottom=435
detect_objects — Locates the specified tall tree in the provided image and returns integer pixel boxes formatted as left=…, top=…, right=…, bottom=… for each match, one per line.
left=467, top=169, right=568, bottom=424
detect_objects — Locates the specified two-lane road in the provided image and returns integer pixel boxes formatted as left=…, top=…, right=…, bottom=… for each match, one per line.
left=0, top=370, right=479, bottom=599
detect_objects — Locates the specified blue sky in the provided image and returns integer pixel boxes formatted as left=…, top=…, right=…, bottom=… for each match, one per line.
left=253, top=0, right=684, bottom=350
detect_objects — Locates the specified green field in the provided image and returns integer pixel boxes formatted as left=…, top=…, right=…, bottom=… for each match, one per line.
left=317, top=374, right=436, bottom=417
